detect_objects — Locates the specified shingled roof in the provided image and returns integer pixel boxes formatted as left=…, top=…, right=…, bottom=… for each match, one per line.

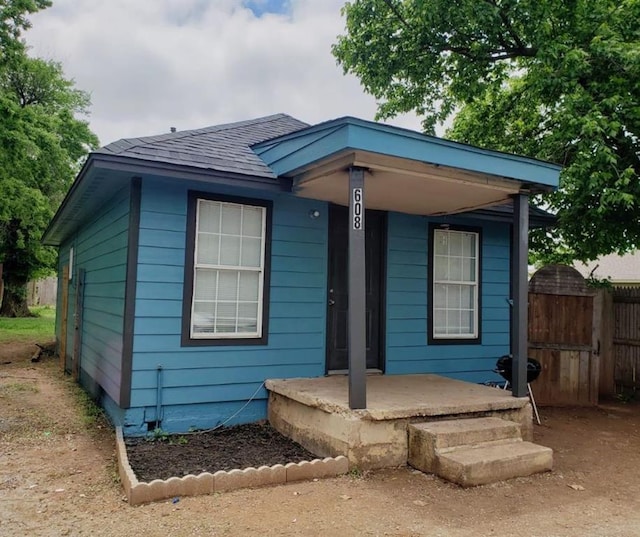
left=94, top=113, right=309, bottom=178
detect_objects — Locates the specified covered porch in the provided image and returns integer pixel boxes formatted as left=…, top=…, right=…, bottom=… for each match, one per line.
left=266, top=374, right=534, bottom=470
left=255, top=117, right=562, bottom=410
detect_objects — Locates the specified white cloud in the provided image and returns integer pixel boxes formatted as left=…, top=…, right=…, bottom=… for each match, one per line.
left=26, top=0, right=423, bottom=145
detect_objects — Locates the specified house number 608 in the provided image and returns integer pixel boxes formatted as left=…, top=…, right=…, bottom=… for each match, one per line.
left=352, top=188, right=363, bottom=230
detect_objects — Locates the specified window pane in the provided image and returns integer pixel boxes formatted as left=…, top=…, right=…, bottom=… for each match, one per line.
left=434, top=231, right=448, bottom=255
left=462, top=233, right=476, bottom=257
left=461, top=310, right=474, bottom=334
left=448, top=285, right=461, bottom=308
left=220, top=235, right=241, bottom=266
left=462, top=286, right=475, bottom=308
left=237, top=318, right=258, bottom=333
left=238, top=301, right=258, bottom=321
left=447, top=310, right=460, bottom=334
left=198, top=201, right=220, bottom=233
left=194, top=268, right=217, bottom=300
left=243, top=207, right=263, bottom=237
left=241, top=237, right=262, bottom=267
left=434, top=284, right=447, bottom=308
left=434, top=256, right=448, bottom=280
left=215, top=302, right=237, bottom=333
left=239, top=272, right=259, bottom=301
left=217, top=270, right=238, bottom=301
left=192, top=302, right=215, bottom=334
left=449, top=232, right=463, bottom=255
left=433, top=309, right=446, bottom=334
left=449, top=257, right=463, bottom=281
left=462, top=258, right=476, bottom=282
left=221, top=204, right=242, bottom=234
left=196, top=233, right=219, bottom=265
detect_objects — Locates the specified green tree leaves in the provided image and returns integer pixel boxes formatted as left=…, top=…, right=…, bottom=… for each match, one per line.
left=0, top=0, right=98, bottom=316
left=334, top=0, right=640, bottom=262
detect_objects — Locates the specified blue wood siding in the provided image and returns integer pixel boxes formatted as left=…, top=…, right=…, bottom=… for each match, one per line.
left=56, top=185, right=130, bottom=404
left=126, top=176, right=328, bottom=434
left=118, top=176, right=512, bottom=434
left=385, top=212, right=510, bottom=382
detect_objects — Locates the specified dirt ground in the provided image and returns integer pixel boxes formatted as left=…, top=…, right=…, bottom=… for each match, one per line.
left=2, top=341, right=640, bottom=537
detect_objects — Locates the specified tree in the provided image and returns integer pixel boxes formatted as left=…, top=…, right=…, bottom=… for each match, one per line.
left=0, top=1, right=98, bottom=316
left=333, top=0, right=640, bottom=262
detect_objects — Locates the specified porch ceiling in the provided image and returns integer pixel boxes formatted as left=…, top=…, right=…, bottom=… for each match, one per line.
left=253, top=116, right=562, bottom=215
left=292, top=150, right=522, bottom=216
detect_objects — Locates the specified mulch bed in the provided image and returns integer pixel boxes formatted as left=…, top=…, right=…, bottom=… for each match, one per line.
left=124, top=422, right=317, bottom=482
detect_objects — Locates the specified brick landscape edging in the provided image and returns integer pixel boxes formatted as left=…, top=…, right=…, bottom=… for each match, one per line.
left=115, top=426, right=349, bottom=506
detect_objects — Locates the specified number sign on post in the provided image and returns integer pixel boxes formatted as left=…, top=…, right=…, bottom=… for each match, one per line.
left=348, top=168, right=366, bottom=409
left=352, top=187, right=364, bottom=231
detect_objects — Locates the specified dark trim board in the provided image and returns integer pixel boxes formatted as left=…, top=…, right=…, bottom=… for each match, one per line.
left=427, top=223, right=483, bottom=346
left=181, top=190, right=273, bottom=347
left=92, top=155, right=292, bottom=193
left=120, top=176, right=142, bottom=409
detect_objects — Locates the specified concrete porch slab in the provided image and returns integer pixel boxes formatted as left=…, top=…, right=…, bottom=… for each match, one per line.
left=266, top=375, right=534, bottom=470
left=266, top=374, right=529, bottom=420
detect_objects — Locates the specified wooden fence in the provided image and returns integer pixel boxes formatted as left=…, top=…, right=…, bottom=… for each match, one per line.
left=612, top=287, right=640, bottom=391
left=527, top=265, right=640, bottom=404
left=26, top=277, right=58, bottom=307
left=528, top=265, right=602, bottom=406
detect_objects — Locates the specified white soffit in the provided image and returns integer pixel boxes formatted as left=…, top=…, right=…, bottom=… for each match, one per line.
left=293, top=151, right=522, bottom=216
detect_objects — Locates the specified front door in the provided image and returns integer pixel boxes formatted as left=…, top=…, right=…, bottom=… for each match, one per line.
left=326, top=205, right=385, bottom=372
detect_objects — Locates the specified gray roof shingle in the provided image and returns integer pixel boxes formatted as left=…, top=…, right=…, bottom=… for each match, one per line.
left=94, top=113, right=309, bottom=178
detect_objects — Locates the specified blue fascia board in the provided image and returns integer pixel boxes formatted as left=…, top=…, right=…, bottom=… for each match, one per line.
left=254, top=116, right=561, bottom=189
left=254, top=123, right=350, bottom=174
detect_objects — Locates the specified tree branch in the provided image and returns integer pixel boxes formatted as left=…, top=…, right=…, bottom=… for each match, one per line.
left=482, top=0, right=535, bottom=56
left=381, top=0, right=411, bottom=30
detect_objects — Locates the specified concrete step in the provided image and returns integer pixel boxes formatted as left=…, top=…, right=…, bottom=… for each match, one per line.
left=411, top=417, right=522, bottom=450
left=438, top=441, right=553, bottom=487
left=408, top=417, right=522, bottom=473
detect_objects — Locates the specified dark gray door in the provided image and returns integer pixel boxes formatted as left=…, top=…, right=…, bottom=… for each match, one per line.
left=326, top=205, right=385, bottom=371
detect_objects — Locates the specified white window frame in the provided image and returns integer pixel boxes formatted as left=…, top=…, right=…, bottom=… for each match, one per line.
left=190, top=198, right=267, bottom=340
left=432, top=228, right=480, bottom=340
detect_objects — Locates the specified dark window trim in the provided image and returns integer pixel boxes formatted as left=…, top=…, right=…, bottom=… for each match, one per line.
left=427, top=223, right=483, bottom=346
left=181, top=190, right=272, bottom=347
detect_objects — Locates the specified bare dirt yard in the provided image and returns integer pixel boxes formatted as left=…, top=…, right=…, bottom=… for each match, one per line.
left=2, top=340, right=640, bottom=537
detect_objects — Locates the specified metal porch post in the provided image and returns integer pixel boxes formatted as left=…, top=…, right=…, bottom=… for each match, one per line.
left=348, top=167, right=367, bottom=409
left=511, top=192, right=529, bottom=398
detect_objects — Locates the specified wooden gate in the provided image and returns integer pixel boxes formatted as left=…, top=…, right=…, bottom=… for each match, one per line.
left=71, top=269, right=85, bottom=381
left=613, top=287, right=640, bottom=391
left=528, top=265, right=599, bottom=405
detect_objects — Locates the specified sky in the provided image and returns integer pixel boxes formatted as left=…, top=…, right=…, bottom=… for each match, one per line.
left=25, top=0, right=423, bottom=146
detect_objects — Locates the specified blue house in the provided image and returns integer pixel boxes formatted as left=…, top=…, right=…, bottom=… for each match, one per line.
left=43, top=114, right=560, bottom=438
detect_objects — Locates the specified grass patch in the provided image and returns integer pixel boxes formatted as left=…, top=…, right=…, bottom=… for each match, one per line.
left=0, top=306, right=56, bottom=343
left=0, top=382, right=39, bottom=394
left=74, top=386, right=108, bottom=429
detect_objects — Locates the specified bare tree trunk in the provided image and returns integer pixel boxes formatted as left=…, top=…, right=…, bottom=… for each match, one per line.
left=0, top=282, right=33, bottom=317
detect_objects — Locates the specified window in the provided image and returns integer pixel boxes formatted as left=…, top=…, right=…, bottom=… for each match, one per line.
left=429, top=226, right=481, bottom=342
left=182, top=193, right=272, bottom=345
